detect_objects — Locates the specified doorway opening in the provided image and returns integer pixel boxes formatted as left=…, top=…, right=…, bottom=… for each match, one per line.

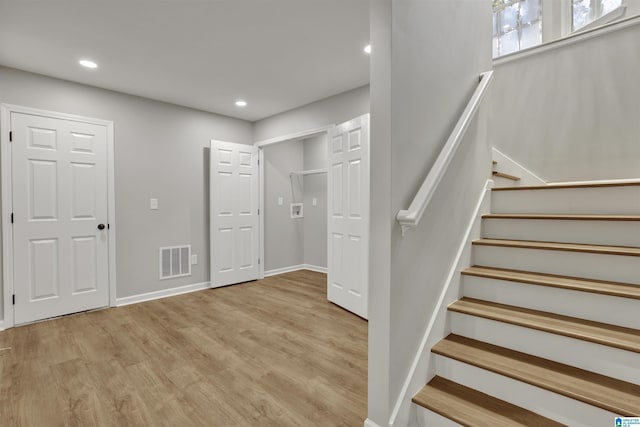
left=261, top=133, right=329, bottom=277
left=255, top=114, right=370, bottom=319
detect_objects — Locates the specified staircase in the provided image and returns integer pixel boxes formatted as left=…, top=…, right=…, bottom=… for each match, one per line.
left=412, top=182, right=640, bottom=426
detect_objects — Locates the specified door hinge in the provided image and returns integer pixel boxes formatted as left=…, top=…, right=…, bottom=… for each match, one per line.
left=9, top=131, right=12, bottom=142
left=12, top=294, right=15, bottom=305
left=257, top=209, right=260, bottom=215
left=11, top=213, right=13, bottom=224
left=107, top=223, right=110, bottom=230
left=258, top=258, right=260, bottom=265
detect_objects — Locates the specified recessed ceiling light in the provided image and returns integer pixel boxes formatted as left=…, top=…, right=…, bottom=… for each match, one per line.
left=364, top=45, right=372, bottom=54
left=235, top=100, right=247, bottom=107
left=79, top=59, right=98, bottom=69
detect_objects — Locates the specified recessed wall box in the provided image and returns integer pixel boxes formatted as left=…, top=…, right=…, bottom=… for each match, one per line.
left=291, top=203, right=303, bottom=218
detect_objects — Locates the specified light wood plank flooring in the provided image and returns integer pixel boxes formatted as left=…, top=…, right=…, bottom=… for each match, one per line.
left=0, top=270, right=367, bottom=426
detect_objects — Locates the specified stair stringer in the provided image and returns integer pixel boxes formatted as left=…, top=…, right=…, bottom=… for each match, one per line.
left=388, top=179, right=494, bottom=427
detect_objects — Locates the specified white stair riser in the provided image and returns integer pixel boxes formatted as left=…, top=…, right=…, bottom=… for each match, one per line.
left=473, top=245, right=640, bottom=285
left=462, top=276, right=640, bottom=329
left=415, top=406, right=461, bottom=427
left=482, top=218, right=640, bottom=247
left=435, top=355, right=619, bottom=427
left=492, top=186, right=640, bottom=214
left=450, top=313, right=640, bottom=384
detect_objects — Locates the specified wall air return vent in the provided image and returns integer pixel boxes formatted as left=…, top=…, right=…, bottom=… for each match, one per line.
left=159, top=245, right=191, bottom=280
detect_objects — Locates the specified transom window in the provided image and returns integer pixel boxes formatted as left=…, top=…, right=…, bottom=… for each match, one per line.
left=492, top=0, right=625, bottom=58
left=492, top=0, right=543, bottom=58
left=572, top=0, right=623, bottom=31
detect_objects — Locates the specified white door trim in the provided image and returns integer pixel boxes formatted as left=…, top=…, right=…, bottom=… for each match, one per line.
left=259, top=147, right=265, bottom=278
left=256, top=126, right=334, bottom=279
left=253, top=125, right=334, bottom=148
left=0, top=104, right=117, bottom=329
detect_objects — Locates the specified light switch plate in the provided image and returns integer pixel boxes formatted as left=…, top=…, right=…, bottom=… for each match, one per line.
left=312, top=197, right=317, bottom=207
left=191, top=254, right=198, bottom=265
left=150, top=198, right=158, bottom=210
left=278, top=197, right=284, bottom=206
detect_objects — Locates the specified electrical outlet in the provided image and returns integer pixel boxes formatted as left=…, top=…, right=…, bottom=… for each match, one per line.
left=312, top=197, right=317, bottom=207
left=150, top=198, right=158, bottom=210
left=278, top=196, right=284, bottom=206
left=191, top=254, right=198, bottom=265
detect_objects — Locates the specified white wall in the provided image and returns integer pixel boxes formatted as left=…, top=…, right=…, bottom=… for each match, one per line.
left=490, top=20, right=640, bottom=182
left=368, top=1, right=492, bottom=426
left=0, top=66, right=252, bottom=319
left=368, top=1, right=393, bottom=424
left=253, top=85, right=369, bottom=142
left=625, top=2, right=640, bottom=20
left=302, top=135, right=328, bottom=269
left=263, top=140, right=304, bottom=272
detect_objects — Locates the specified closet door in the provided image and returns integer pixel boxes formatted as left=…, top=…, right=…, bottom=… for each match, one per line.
left=327, top=114, right=370, bottom=319
left=210, top=140, right=259, bottom=288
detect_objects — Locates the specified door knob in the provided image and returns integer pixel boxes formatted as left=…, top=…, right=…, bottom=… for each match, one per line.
left=98, top=224, right=106, bottom=230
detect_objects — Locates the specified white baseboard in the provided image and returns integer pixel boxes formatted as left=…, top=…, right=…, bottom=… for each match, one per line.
left=302, top=264, right=327, bottom=274
left=388, top=179, right=494, bottom=426
left=492, top=147, right=546, bottom=186
left=115, top=281, right=211, bottom=307
left=0, top=320, right=4, bottom=331
left=264, top=264, right=327, bottom=277
left=264, top=264, right=306, bottom=277
left=364, top=419, right=383, bottom=427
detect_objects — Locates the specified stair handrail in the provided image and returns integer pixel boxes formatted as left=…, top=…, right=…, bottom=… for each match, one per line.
left=396, top=70, right=494, bottom=236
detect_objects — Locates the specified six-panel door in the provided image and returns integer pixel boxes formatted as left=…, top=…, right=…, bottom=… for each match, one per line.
left=210, top=140, right=259, bottom=288
left=11, top=112, right=109, bottom=324
left=327, top=115, right=370, bottom=319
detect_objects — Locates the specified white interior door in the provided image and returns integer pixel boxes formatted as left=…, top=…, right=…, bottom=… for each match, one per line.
left=327, top=114, right=370, bottom=319
left=210, top=140, right=259, bottom=288
left=11, top=112, right=110, bottom=325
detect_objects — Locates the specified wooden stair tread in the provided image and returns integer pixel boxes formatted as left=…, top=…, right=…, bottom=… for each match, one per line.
left=448, top=297, right=640, bottom=353
left=462, top=266, right=640, bottom=300
left=493, top=171, right=521, bottom=181
left=432, top=334, right=640, bottom=416
left=482, top=214, right=640, bottom=221
left=472, top=238, right=640, bottom=256
left=493, top=181, right=640, bottom=191
left=413, top=376, right=566, bottom=427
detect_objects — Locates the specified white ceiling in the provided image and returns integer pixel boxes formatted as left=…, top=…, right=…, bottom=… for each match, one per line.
left=0, top=0, right=370, bottom=121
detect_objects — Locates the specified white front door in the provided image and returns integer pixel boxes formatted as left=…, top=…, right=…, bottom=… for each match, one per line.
left=210, top=140, right=259, bottom=288
left=11, top=112, right=110, bottom=325
left=327, top=114, right=370, bottom=319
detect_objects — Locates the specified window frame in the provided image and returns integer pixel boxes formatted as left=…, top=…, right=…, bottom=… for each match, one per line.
left=569, top=0, right=626, bottom=34
left=492, top=0, right=627, bottom=59
left=492, top=0, right=544, bottom=58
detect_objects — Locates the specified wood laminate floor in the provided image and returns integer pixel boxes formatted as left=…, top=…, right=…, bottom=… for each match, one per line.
left=0, top=270, right=368, bottom=426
